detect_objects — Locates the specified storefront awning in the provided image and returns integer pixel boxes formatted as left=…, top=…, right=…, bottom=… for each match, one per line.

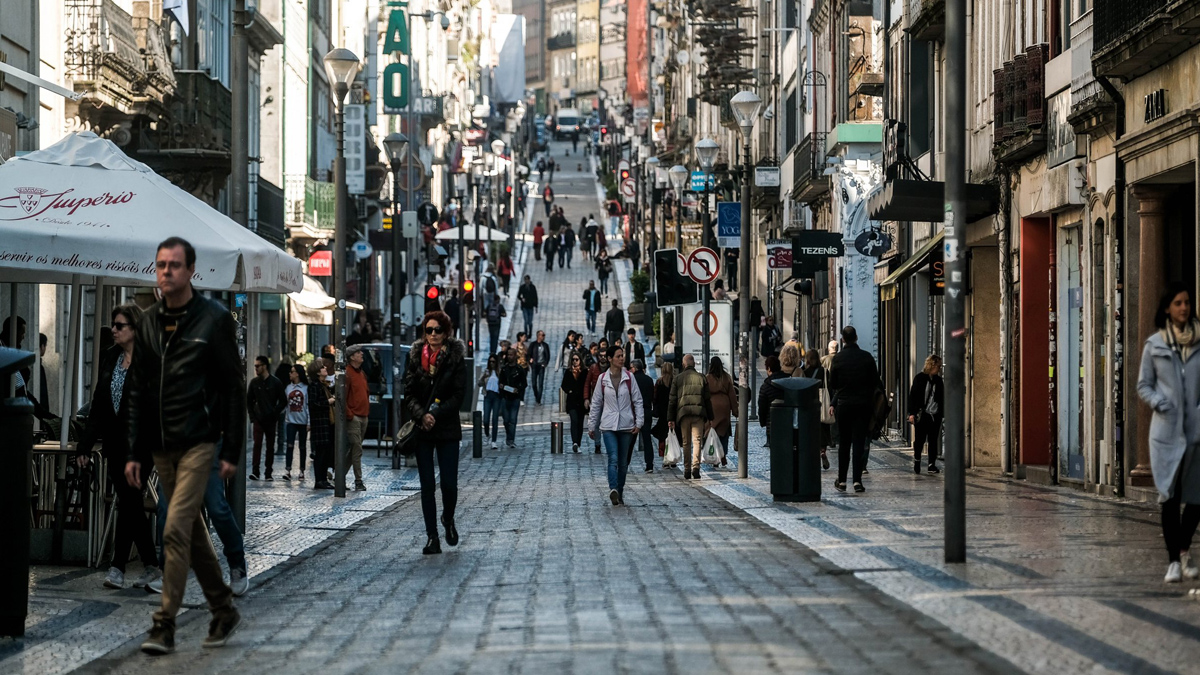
left=288, top=275, right=364, bottom=325
left=868, top=179, right=999, bottom=224
left=879, top=230, right=943, bottom=301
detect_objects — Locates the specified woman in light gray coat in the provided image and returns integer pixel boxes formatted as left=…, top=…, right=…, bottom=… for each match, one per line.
left=1137, top=282, right=1200, bottom=583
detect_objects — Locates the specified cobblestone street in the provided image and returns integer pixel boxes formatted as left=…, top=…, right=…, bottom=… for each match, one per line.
left=5, top=140, right=1200, bottom=675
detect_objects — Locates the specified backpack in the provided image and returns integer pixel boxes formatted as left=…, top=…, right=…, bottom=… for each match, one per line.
left=486, top=300, right=503, bottom=323
left=485, top=275, right=497, bottom=294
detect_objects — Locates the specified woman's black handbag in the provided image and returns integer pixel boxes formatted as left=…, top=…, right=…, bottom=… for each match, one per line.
left=394, top=373, right=438, bottom=457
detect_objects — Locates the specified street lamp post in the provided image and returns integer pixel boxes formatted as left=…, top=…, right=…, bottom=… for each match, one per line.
left=696, top=138, right=719, bottom=375
left=646, top=156, right=660, bottom=273
left=383, top=132, right=408, bottom=469
left=668, top=164, right=688, bottom=251
left=730, top=90, right=762, bottom=480
left=323, top=47, right=361, bottom=498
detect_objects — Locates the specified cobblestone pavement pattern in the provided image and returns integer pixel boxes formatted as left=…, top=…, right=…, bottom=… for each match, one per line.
left=6, top=140, right=1200, bottom=675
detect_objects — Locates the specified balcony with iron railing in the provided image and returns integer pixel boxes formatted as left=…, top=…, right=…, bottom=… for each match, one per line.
left=547, top=32, right=577, bottom=51
left=285, top=174, right=337, bottom=233
left=992, top=44, right=1049, bottom=165
left=1094, top=0, right=1200, bottom=79
left=601, top=24, right=626, bottom=45
left=64, top=0, right=175, bottom=117
left=791, top=132, right=830, bottom=204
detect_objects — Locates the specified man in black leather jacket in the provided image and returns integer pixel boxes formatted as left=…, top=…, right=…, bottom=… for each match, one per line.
left=125, top=237, right=244, bottom=654
left=827, top=325, right=881, bottom=493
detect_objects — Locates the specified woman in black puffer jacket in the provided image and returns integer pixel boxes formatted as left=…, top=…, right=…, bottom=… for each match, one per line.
left=401, top=310, right=467, bottom=555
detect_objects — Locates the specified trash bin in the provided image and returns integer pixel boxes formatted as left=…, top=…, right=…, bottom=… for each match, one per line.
left=768, top=377, right=822, bottom=502
left=0, top=346, right=35, bottom=637
left=550, top=422, right=563, bottom=454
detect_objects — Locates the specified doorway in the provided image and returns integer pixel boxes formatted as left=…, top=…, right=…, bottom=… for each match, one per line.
left=1057, top=223, right=1084, bottom=480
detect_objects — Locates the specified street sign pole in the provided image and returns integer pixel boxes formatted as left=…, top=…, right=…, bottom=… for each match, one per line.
left=701, top=182, right=711, bottom=372
left=945, top=0, right=967, bottom=563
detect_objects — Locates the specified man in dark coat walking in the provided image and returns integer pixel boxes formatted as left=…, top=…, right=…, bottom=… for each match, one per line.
left=247, top=355, right=286, bottom=480
left=827, top=325, right=881, bottom=493
left=604, top=299, right=625, bottom=346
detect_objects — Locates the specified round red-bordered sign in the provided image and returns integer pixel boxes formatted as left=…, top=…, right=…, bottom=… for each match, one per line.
left=685, top=247, right=721, bottom=285
left=693, top=309, right=718, bottom=336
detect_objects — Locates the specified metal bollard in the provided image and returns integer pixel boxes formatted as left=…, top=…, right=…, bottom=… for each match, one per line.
left=550, top=421, right=563, bottom=454
left=472, top=410, right=483, bottom=458
left=0, top=348, right=35, bottom=637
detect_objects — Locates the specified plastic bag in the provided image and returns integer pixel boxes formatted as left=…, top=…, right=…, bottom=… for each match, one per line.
left=664, top=430, right=682, bottom=466
left=702, top=428, right=725, bottom=465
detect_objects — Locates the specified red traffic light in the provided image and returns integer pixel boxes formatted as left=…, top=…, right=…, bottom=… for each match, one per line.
left=600, top=125, right=608, bottom=136
left=463, top=280, right=475, bottom=292
left=619, top=169, right=630, bottom=181
left=426, top=285, right=441, bottom=300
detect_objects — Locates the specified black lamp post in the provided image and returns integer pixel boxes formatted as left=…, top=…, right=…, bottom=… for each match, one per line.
left=323, top=47, right=361, bottom=498
left=730, top=89, right=762, bottom=480
left=383, top=131, right=408, bottom=468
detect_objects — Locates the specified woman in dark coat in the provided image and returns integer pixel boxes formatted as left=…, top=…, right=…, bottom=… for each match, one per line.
left=402, top=310, right=467, bottom=555
left=560, top=352, right=590, bottom=452
left=907, top=354, right=944, bottom=474
left=307, top=359, right=335, bottom=489
left=652, top=363, right=675, bottom=464
left=76, top=304, right=159, bottom=590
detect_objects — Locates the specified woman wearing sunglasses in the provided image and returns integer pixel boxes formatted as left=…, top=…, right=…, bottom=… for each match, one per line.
left=76, top=304, right=160, bottom=590
left=401, top=310, right=467, bottom=555
left=560, top=352, right=589, bottom=452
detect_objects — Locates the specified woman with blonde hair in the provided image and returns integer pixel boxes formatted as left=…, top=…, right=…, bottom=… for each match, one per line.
left=906, top=354, right=944, bottom=474
left=779, top=341, right=804, bottom=377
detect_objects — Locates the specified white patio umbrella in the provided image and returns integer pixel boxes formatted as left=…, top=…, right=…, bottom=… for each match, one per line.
left=435, top=224, right=510, bottom=242
left=0, top=132, right=303, bottom=450
left=0, top=131, right=302, bottom=291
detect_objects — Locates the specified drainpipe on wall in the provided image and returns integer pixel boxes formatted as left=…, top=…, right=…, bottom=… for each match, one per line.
left=1095, top=73, right=1126, bottom=498
left=998, top=168, right=1013, bottom=474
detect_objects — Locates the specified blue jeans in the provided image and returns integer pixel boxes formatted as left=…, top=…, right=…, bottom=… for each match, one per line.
left=415, top=439, right=459, bottom=539
left=157, top=449, right=246, bottom=573
left=530, top=364, right=546, bottom=403
left=586, top=310, right=597, bottom=332
left=602, top=431, right=634, bottom=494
left=566, top=245, right=574, bottom=266
left=599, top=276, right=609, bottom=294
left=558, top=245, right=568, bottom=268
left=483, top=391, right=501, bottom=442
left=522, top=307, right=534, bottom=337
left=502, top=397, right=520, bottom=445
left=609, top=215, right=620, bottom=237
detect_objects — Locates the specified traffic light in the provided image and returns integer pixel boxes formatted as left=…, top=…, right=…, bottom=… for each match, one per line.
left=462, top=279, right=475, bottom=304
left=653, top=249, right=698, bottom=307
left=425, top=284, right=440, bottom=301
left=600, top=125, right=609, bottom=139
left=619, top=168, right=631, bottom=182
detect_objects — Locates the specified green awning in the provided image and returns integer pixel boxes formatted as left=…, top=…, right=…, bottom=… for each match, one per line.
left=879, top=230, right=944, bottom=301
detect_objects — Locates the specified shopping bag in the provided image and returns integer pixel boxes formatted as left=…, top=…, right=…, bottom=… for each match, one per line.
left=664, top=431, right=683, bottom=466
left=702, top=428, right=725, bottom=465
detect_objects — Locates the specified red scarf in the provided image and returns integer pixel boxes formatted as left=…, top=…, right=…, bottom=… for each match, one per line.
left=422, top=343, right=443, bottom=375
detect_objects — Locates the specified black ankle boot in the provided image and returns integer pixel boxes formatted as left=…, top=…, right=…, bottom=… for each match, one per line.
left=423, top=537, right=442, bottom=555
left=442, top=515, right=459, bottom=547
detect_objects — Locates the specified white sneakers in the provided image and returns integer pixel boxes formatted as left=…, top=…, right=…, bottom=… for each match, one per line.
left=103, top=567, right=124, bottom=589
left=1182, top=552, right=1200, bottom=580
left=1166, top=562, right=1183, bottom=583
left=230, top=568, right=250, bottom=596
left=133, top=566, right=162, bottom=589
left=490, top=441, right=498, bottom=450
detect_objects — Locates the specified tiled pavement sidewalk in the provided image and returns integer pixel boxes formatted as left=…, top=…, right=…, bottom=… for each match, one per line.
left=705, top=423, right=1200, bottom=675
left=86, top=433, right=1016, bottom=675
left=2, top=451, right=419, bottom=675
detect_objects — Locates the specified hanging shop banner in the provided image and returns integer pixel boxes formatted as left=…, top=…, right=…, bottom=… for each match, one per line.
left=766, top=238, right=791, bottom=270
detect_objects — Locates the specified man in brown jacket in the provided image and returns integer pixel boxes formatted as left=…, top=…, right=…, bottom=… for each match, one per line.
left=667, top=354, right=713, bottom=479
left=344, top=345, right=371, bottom=490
